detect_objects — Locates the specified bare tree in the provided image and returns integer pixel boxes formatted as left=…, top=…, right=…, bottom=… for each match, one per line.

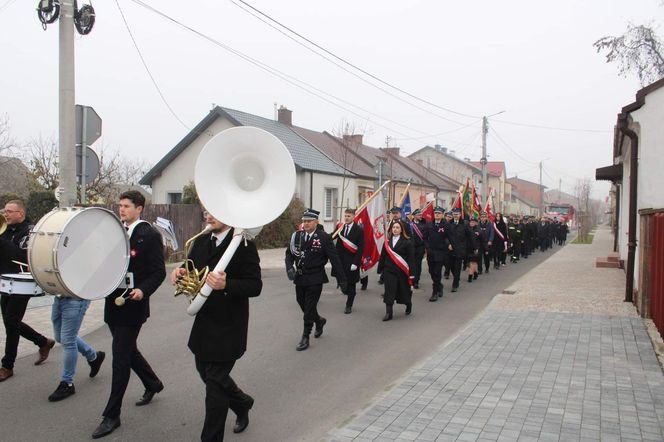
left=0, top=114, right=18, bottom=166
left=332, top=119, right=367, bottom=220
left=21, top=136, right=150, bottom=204
left=574, top=178, right=593, bottom=241
left=594, top=23, right=664, bottom=86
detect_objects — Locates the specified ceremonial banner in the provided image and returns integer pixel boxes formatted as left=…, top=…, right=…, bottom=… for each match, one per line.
left=356, top=190, right=386, bottom=271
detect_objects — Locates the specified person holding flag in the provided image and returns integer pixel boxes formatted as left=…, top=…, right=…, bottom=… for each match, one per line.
left=377, top=220, right=414, bottom=321
left=333, top=208, right=364, bottom=314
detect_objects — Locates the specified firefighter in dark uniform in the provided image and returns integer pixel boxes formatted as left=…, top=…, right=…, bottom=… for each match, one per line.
left=478, top=211, right=494, bottom=274
left=447, top=208, right=473, bottom=292
left=334, top=208, right=364, bottom=314
left=424, top=207, right=450, bottom=301
left=285, top=209, right=347, bottom=351
left=409, top=209, right=427, bottom=289
left=442, top=211, right=454, bottom=279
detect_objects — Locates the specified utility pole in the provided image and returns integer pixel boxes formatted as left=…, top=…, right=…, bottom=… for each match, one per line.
left=59, top=0, right=76, bottom=206
left=480, top=116, right=488, bottom=203
left=539, top=161, right=543, bottom=216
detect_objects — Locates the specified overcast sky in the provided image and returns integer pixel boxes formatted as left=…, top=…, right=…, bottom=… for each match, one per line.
left=1, top=0, right=661, bottom=198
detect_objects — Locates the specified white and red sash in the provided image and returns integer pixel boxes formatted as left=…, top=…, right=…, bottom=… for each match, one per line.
left=493, top=222, right=508, bottom=251
left=385, top=239, right=412, bottom=286
left=410, top=222, right=423, bottom=241
left=339, top=233, right=359, bottom=254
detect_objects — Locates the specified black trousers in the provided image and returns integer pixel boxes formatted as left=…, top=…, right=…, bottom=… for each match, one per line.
left=345, top=282, right=357, bottom=308
left=427, top=257, right=444, bottom=294
left=412, top=247, right=425, bottom=284
left=102, top=324, right=161, bottom=419
left=1, top=296, right=48, bottom=369
left=195, top=358, right=253, bottom=442
left=482, top=251, right=492, bottom=272
left=450, top=255, right=463, bottom=288
left=295, top=284, right=323, bottom=335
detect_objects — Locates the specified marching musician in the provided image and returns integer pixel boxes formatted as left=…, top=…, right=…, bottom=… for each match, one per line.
left=92, top=191, right=166, bottom=439
left=170, top=208, right=261, bottom=441
left=285, top=209, right=347, bottom=351
left=333, top=208, right=364, bottom=314
left=377, top=219, right=414, bottom=321
left=0, top=199, right=55, bottom=382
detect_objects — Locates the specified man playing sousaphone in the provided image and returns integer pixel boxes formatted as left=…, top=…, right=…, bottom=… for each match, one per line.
left=171, top=208, right=261, bottom=441
left=0, top=199, right=55, bottom=382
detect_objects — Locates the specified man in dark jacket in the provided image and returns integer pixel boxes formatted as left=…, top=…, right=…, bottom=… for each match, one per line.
left=285, top=209, right=346, bottom=351
left=409, top=209, right=427, bottom=289
left=171, top=208, right=262, bottom=442
left=424, top=207, right=450, bottom=301
left=92, top=191, right=166, bottom=439
left=447, top=208, right=473, bottom=292
left=334, top=208, right=364, bottom=314
left=478, top=212, right=494, bottom=274
left=0, top=199, right=54, bottom=382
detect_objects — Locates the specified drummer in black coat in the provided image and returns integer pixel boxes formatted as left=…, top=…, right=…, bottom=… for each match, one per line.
left=0, top=199, right=54, bottom=382
left=93, top=191, right=166, bottom=439
left=285, top=209, right=346, bottom=351
left=424, top=207, right=450, bottom=301
left=170, top=209, right=261, bottom=441
left=409, top=209, right=427, bottom=289
left=377, top=220, right=414, bottom=321
left=333, top=208, right=364, bottom=314
left=447, top=208, right=473, bottom=292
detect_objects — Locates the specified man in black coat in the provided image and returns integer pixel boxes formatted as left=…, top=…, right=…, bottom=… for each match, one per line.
left=424, top=207, right=450, bottom=301
left=334, top=208, right=364, bottom=314
left=447, top=208, right=473, bottom=292
left=409, top=209, right=427, bottom=289
left=0, top=199, right=55, bottom=382
left=92, top=191, right=166, bottom=439
left=285, top=209, right=346, bottom=351
left=171, top=209, right=261, bottom=442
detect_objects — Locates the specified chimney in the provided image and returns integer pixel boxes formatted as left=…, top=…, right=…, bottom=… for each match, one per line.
left=342, top=134, right=363, bottom=145
left=277, top=105, right=292, bottom=126
left=383, top=147, right=400, bottom=156
left=449, top=150, right=456, bottom=157
left=434, top=144, right=448, bottom=154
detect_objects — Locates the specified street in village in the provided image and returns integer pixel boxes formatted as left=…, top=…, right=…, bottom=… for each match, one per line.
left=6, top=237, right=557, bottom=442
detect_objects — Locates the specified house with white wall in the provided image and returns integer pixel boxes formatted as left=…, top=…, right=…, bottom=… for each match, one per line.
left=596, top=77, right=664, bottom=319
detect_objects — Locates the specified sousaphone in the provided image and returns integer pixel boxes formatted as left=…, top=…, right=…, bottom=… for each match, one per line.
left=184, top=126, right=295, bottom=315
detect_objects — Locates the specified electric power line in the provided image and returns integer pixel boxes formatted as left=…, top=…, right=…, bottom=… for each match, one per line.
left=0, top=0, right=18, bottom=13
left=114, top=0, right=190, bottom=130
left=492, top=118, right=611, bottom=133
left=488, top=126, right=539, bottom=166
left=230, top=0, right=481, bottom=120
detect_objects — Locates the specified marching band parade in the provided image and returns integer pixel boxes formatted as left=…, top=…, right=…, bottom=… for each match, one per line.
left=1, top=182, right=571, bottom=441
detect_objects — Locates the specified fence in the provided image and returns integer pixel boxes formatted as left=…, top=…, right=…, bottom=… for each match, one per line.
left=638, top=209, right=664, bottom=338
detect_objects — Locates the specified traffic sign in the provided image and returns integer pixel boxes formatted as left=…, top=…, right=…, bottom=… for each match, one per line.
left=75, top=105, right=102, bottom=146
left=76, top=145, right=100, bottom=183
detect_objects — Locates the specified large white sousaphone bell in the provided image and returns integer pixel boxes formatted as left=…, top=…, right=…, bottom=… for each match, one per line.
left=186, top=126, right=296, bottom=315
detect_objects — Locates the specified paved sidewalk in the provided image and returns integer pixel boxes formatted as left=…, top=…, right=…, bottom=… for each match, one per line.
left=3, top=248, right=287, bottom=361
left=328, top=227, right=664, bottom=442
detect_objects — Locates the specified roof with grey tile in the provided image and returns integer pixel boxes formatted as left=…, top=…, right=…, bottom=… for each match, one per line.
left=290, top=126, right=377, bottom=180
left=408, top=145, right=483, bottom=173
left=140, top=106, right=351, bottom=185
left=396, top=154, right=460, bottom=191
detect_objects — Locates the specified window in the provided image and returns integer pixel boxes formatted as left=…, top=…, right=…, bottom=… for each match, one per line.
left=168, top=192, right=182, bottom=204
left=324, top=188, right=337, bottom=220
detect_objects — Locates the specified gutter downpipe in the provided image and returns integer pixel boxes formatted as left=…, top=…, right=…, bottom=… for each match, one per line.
left=619, top=114, right=638, bottom=303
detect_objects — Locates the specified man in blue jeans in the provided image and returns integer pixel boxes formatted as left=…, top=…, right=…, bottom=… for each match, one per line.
left=47, top=297, right=105, bottom=401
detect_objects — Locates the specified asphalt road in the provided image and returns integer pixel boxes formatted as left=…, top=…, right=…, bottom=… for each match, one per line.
left=3, top=249, right=558, bottom=442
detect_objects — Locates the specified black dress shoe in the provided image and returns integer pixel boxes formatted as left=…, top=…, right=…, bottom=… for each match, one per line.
left=413, top=283, right=419, bottom=289
left=89, top=351, right=105, bottom=378
left=314, top=317, right=326, bottom=338
left=344, top=306, right=352, bottom=314
left=92, top=417, right=121, bottom=439
left=136, top=382, right=164, bottom=406
left=233, top=395, right=253, bottom=433
left=296, top=336, right=309, bottom=351
left=48, top=381, right=75, bottom=402
left=360, top=285, right=367, bottom=291
left=429, top=293, right=437, bottom=302
left=451, top=286, right=458, bottom=292
left=405, top=303, right=412, bottom=315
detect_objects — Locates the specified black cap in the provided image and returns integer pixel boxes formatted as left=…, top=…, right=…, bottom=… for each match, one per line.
left=452, top=208, right=462, bottom=214
left=390, top=206, right=401, bottom=213
left=302, top=208, right=320, bottom=220
left=412, top=209, right=422, bottom=216
left=434, top=206, right=444, bottom=213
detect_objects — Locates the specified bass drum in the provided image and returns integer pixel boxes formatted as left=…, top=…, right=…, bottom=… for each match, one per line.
left=28, top=207, right=130, bottom=300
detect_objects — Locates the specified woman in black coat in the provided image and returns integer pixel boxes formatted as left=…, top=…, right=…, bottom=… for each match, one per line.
left=466, top=217, right=482, bottom=281
left=377, top=220, right=414, bottom=321
left=492, top=213, right=509, bottom=268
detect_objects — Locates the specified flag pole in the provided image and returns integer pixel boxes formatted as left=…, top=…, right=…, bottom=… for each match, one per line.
left=332, top=180, right=391, bottom=238
left=396, top=182, right=411, bottom=208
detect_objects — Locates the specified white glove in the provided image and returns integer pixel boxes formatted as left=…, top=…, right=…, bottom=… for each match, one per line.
left=350, top=264, right=358, bottom=271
